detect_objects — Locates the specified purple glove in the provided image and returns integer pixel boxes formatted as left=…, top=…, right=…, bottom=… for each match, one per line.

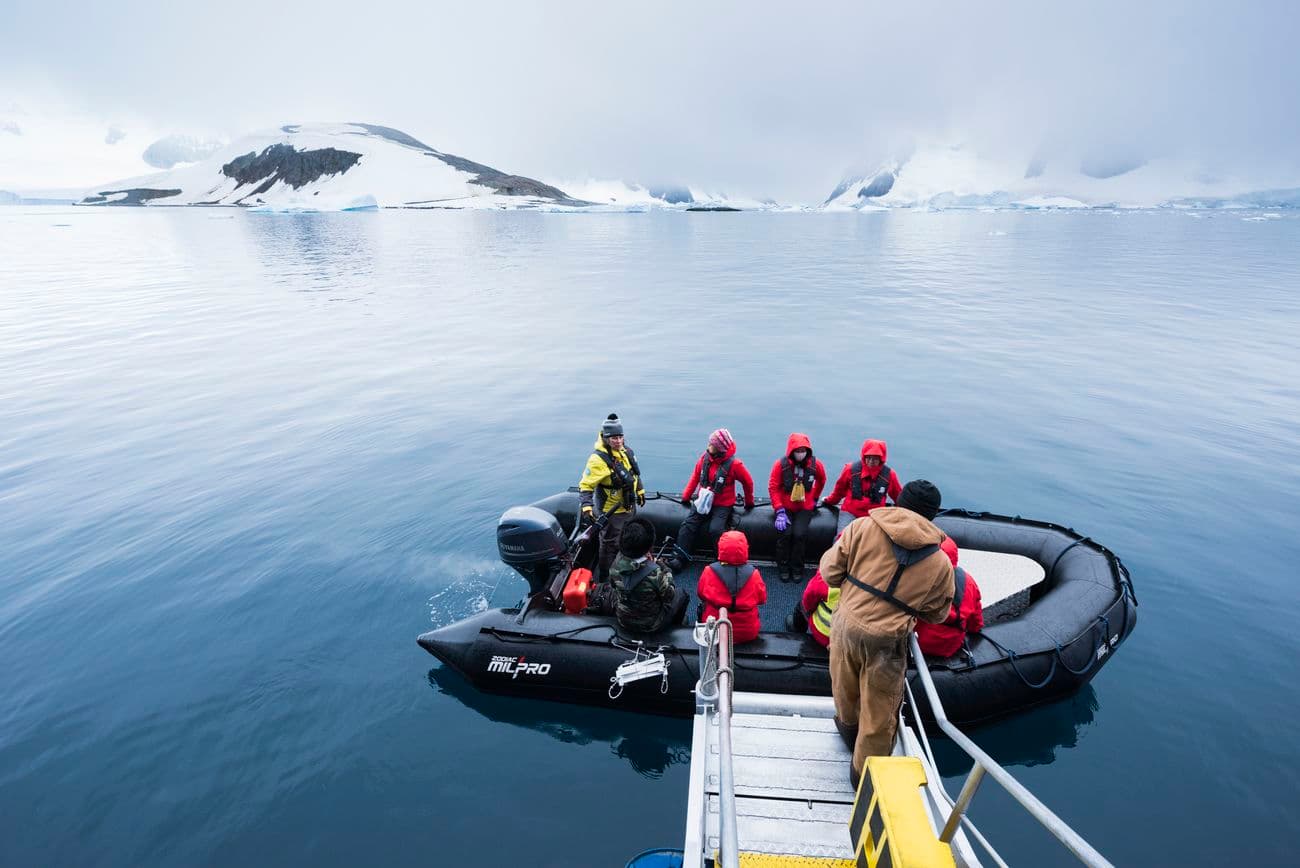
left=774, top=508, right=789, bottom=532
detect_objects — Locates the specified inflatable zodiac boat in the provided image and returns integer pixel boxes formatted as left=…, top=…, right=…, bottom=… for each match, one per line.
left=418, top=491, right=1137, bottom=725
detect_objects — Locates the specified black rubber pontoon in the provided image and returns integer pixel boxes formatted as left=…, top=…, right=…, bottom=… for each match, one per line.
left=418, top=492, right=1137, bottom=725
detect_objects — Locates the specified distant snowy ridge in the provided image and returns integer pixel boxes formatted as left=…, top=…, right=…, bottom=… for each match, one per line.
left=823, top=143, right=1300, bottom=211
left=78, top=123, right=588, bottom=210
left=544, top=177, right=787, bottom=211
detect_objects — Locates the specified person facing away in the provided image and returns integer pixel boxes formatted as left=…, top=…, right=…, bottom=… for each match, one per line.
left=696, top=530, right=768, bottom=643
left=799, top=535, right=960, bottom=650
left=819, top=479, right=955, bottom=784
left=609, top=517, right=689, bottom=633
left=668, top=428, right=755, bottom=572
left=767, top=432, right=827, bottom=583
left=915, top=536, right=984, bottom=658
left=578, top=413, right=646, bottom=580
left=822, top=439, right=903, bottom=531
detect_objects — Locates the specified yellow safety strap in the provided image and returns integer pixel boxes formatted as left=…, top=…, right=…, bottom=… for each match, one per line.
left=813, top=587, right=839, bottom=635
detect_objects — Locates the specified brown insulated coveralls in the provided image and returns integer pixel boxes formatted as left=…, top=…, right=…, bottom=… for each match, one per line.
left=818, top=507, right=955, bottom=774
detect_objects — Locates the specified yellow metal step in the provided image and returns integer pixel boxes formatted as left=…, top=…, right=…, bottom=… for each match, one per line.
left=848, top=757, right=955, bottom=868
left=734, top=853, right=856, bottom=867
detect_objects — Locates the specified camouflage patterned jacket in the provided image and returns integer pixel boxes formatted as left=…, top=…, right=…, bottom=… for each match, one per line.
left=609, top=554, right=677, bottom=633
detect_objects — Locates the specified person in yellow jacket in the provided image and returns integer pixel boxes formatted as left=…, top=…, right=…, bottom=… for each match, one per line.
left=819, top=479, right=955, bottom=785
left=579, top=413, right=646, bottom=579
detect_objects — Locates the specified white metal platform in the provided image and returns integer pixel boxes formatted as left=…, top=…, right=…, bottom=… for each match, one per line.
left=679, top=616, right=1114, bottom=868
left=693, top=697, right=857, bottom=861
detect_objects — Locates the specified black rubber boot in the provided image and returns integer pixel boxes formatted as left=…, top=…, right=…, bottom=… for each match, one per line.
left=788, top=603, right=808, bottom=634
left=834, top=717, right=859, bottom=751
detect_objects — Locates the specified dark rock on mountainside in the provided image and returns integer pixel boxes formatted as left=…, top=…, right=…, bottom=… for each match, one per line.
left=648, top=185, right=695, bottom=204
left=221, top=144, right=362, bottom=196
left=823, top=168, right=896, bottom=205
left=432, top=151, right=577, bottom=201
left=81, top=188, right=183, bottom=205
left=352, top=123, right=434, bottom=152
left=857, top=170, right=896, bottom=199
left=345, top=122, right=580, bottom=202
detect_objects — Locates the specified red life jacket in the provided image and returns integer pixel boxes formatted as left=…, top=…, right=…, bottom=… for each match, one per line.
left=849, top=461, right=892, bottom=504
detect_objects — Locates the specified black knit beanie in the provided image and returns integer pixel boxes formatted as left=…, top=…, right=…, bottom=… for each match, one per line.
left=897, top=480, right=942, bottom=520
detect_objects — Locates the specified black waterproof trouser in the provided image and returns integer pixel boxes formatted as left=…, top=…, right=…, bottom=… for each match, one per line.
left=663, top=587, right=690, bottom=629
left=673, top=506, right=733, bottom=562
left=774, top=508, right=815, bottom=570
left=597, top=510, right=633, bottom=580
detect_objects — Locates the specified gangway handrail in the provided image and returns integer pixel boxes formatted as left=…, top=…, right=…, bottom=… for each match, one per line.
left=694, top=610, right=739, bottom=868
left=908, top=633, right=1114, bottom=867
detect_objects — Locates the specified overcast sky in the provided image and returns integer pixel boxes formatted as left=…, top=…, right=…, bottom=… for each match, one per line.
left=3, top=0, right=1298, bottom=200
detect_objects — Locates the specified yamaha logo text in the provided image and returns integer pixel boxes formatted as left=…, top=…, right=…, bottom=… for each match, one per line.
left=487, top=655, right=551, bottom=679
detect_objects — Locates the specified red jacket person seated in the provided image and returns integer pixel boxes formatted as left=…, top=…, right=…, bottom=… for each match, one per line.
left=697, top=530, right=768, bottom=643
left=822, top=439, right=902, bottom=529
left=915, top=537, right=984, bottom=658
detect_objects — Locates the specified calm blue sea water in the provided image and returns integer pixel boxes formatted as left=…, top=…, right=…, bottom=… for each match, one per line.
left=2, top=206, right=1298, bottom=866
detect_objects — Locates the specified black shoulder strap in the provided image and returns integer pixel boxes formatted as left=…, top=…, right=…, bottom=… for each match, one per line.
left=952, top=566, right=967, bottom=613
left=594, top=448, right=637, bottom=488
left=623, top=561, right=658, bottom=592
left=849, top=461, right=863, bottom=499
left=712, top=456, right=734, bottom=493
left=783, top=457, right=814, bottom=491
left=843, top=541, right=941, bottom=619
left=869, top=465, right=891, bottom=501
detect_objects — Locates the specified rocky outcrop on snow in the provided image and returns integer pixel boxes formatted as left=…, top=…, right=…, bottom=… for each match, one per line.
left=220, top=144, right=361, bottom=198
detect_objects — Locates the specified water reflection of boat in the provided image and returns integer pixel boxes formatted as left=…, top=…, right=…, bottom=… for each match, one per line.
left=928, top=685, right=1098, bottom=776
left=419, top=492, right=1137, bottom=726
left=427, top=665, right=690, bottom=779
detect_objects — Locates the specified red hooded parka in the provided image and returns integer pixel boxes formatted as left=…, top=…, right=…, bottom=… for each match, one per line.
left=768, top=432, right=827, bottom=513
left=697, top=530, right=768, bottom=643
left=916, top=538, right=985, bottom=658
left=681, top=439, right=755, bottom=509
left=823, top=439, right=902, bottom=518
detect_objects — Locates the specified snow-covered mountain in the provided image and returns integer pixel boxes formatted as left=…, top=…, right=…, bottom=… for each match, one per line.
left=823, top=143, right=1300, bottom=211
left=546, top=177, right=783, bottom=211
left=78, top=123, right=587, bottom=210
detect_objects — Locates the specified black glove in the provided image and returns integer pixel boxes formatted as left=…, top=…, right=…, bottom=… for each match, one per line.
left=580, top=506, right=594, bottom=528
left=636, top=490, right=646, bottom=507
left=743, top=503, right=755, bottom=514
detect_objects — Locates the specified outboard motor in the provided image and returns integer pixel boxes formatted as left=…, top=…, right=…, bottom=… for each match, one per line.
left=497, top=506, right=568, bottom=595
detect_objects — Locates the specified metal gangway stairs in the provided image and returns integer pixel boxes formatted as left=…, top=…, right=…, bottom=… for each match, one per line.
left=680, top=611, right=1114, bottom=868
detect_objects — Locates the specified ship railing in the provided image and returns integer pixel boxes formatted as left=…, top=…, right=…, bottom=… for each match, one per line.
left=691, top=609, right=739, bottom=868
left=906, top=633, right=1114, bottom=868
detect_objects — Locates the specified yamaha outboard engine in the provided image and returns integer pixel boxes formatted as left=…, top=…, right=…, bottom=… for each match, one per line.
left=497, top=506, right=568, bottom=595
